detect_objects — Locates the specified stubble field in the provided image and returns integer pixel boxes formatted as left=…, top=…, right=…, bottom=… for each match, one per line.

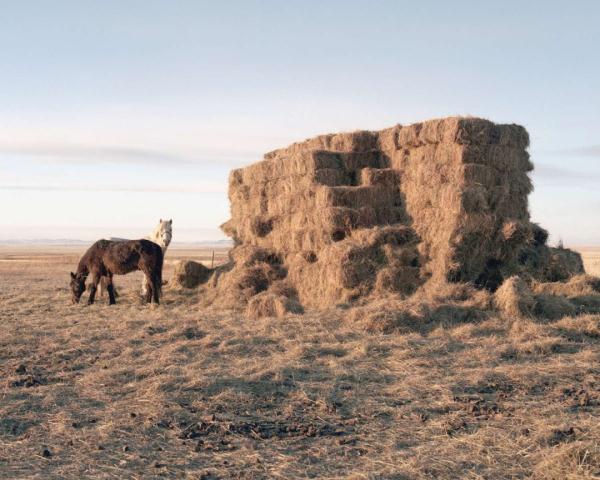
left=1, top=246, right=600, bottom=479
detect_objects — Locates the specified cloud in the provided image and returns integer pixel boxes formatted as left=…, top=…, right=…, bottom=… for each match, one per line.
left=0, top=181, right=226, bottom=193
left=534, top=164, right=589, bottom=180
left=0, top=143, right=259, bottom=166
left=539, top=145, right=600, bottom=159
left=533, top=163, right=600, bottom=185
left=565, top=145, right=600, bottom=158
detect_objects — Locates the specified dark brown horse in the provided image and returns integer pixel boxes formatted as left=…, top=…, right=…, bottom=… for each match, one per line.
left=69, top=239, right=163, bottom=305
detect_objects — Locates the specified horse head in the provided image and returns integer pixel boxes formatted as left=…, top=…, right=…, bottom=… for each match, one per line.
left=156, top=219, right=173, bottom=248
left=69, top=272, right=86, bottom=304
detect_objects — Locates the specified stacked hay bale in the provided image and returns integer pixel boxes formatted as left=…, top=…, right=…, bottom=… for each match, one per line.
left=205, top=116, right=584, bottom=317
left=376, top=117, right=535, bottom=289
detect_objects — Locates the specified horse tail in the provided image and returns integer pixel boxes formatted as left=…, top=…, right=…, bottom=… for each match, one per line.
left=153, top=245, right=164, bottom=303
left=157, top=246, right=163, bottom=281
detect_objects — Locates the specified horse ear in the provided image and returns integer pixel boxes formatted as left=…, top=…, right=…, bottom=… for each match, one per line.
left=70, top=272, right=75, bottom=279
left=159, top=218, right=163, bottom=223
left=169, top=219, right=172, bottom=224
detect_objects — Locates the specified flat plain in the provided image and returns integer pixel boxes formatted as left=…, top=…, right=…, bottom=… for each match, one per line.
left=1, top=245, right=600, bottom=479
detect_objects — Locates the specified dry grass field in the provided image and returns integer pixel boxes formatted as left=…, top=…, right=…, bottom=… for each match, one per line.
left=2, top=245, right=600, bottom=479
left=580, top=248, right=600, bottom=278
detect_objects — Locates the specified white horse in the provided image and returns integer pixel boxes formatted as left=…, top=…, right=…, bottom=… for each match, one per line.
left=100, top=219, right=172, bottom=298
left=141, top=219, right=172, bottom=297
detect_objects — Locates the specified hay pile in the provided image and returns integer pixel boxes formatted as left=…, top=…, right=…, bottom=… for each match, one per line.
left=489, top=274, right=600, bottom=322
left=245, top=292, right=304, bottom=319
left=202, top=116, right=592, bottom=319
left=348, top=281, right=492, bottom=333
left=494, top=276, right=536, bottom=318
left=170, top=260, right=211, bottom=288
left=518, top=225, right=585, bottom=282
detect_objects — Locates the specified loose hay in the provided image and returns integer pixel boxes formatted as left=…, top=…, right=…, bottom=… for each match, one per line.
left=532, top=274, right=600, bottom=298
left=170, top=260, right=211, bottom=288
left=245, top=292, right=304, bottom=319
left=533, top=294, right=578, bottom=321
left=494, top=276, right=536, bottom=318
left=519, top=238, right=585, bottom=283
left=4, top=247, right=600, bottom=478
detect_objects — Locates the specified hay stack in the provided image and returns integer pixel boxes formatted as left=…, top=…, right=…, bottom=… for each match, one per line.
left=206, top=116, right=587, bottom=314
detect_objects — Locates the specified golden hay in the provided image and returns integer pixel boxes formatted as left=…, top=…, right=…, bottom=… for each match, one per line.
left=494, top=276, right=536, bottom=317
left=533, top=294, right=578, bottom=321
left=532, top=274, right=600, bottom=297
left=519, top=245, right=585, bottom=283
left=170, top=260, right=212, bottom=288
left=6, top=245, right=600, bottom=478
left=348, top=302, right=422, bottom=334
left=244, top=292, right=304, bottom=319
left=200, top=261, right=286, bottom=310
left=203, top=116, right=591, bottom=316
left=348, top=280, right=494, bottom=333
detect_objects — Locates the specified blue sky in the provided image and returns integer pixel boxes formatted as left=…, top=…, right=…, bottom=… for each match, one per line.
left=1, top=1, right=599, bottom=243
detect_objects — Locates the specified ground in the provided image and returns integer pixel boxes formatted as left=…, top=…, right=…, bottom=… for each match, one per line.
left=1, top=246, right=600, bottom=479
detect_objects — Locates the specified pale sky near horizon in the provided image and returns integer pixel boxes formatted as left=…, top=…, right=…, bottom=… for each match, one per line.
left=1, top=1, right=599, bottom=243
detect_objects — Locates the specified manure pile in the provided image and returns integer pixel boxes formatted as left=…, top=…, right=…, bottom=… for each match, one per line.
left=198, top=116, right=589, bottom=319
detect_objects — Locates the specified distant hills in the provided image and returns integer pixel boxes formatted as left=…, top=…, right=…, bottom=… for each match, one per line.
left=0, top=238, right=90, bottom=245
left=0, top=238, right=233, bottom=247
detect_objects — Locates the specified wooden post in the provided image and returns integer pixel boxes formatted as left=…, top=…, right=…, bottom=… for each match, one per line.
left=211, top=250, right=215, bottom=269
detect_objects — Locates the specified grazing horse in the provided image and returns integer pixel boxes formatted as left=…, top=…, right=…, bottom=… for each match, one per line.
left=100, top=219, right=172, bottom=298
left=70, top=239, right=163, bottom=305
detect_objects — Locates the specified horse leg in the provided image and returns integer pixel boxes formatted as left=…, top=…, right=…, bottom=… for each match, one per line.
left=99, top=275, right=119, bottom=299
left=87, top=272, right=101, bottom=305
left=152, top=272, right=160, bottom=305
left=105, top=274, right=116, bottom=305
left=143, top=271, right=153, bottom=304
left=140, top=276, right=149, bottom=299
left=99, top=277, right=108, bottom=298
